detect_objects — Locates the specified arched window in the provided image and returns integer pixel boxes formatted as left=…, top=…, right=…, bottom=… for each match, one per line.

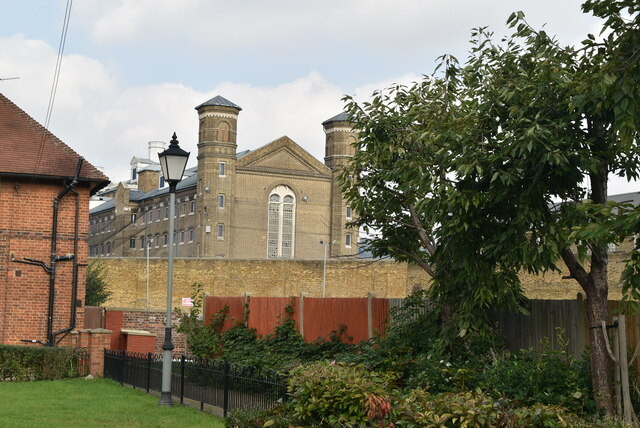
left=267, top=185, right=296, bottom=259
left=218, top=121, right=230, bottom=142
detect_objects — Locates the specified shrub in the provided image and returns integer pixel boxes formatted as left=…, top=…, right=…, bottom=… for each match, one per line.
left=478, top=336, right=594, bottom=414
left=393, top=389, right=582, bottom=428
left=0, top=345, right=83, bottom=381
left=288, top=360, right=396, bottom=426
left=225, top=405, right=300, bottom=428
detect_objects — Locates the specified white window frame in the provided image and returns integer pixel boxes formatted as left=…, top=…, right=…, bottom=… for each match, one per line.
left=267, top=185, right=296, bottom=259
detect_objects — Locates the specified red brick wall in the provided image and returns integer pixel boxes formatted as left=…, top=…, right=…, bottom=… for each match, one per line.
left=104, top=309, right=187, bottom=355
left=0, top=178, right=91, bottom=346
left=125, top=335, right=156, bottom=354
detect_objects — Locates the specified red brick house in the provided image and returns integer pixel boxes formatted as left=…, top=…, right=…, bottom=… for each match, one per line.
left=0, top=93, right=108, bottom=346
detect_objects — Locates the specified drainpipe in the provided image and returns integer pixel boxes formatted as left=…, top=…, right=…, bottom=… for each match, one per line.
left=47, top=158, right=83, bottom=346
left=13, top=158, right=84, bottom=346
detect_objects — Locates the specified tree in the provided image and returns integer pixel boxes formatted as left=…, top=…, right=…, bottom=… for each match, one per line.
left=85, top=260, right=111, bottom=307
left=341, top=0, right=640, bottom=415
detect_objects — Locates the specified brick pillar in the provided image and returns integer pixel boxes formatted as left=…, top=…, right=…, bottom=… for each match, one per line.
left=86, top=328, right=112, bottom=377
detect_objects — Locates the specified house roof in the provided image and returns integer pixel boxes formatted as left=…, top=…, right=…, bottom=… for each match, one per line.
left=195, top=95, right=242, bottom=111
left=0, top=93, right=109, bottom=190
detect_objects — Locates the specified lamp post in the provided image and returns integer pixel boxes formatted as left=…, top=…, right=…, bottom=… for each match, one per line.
left=319, top=240, right=335, bottom=298
left=157, top=132, right=189, bottom=407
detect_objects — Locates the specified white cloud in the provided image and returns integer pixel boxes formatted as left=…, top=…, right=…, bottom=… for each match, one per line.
left=1, top=35, right=350, bottom=183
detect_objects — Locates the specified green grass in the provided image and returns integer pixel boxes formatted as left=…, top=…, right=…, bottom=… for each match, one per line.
left=0, top=378, right=225, bottom=427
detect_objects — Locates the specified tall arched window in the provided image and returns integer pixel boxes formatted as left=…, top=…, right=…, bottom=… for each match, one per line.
left=267, top=185, right=296, bottom=259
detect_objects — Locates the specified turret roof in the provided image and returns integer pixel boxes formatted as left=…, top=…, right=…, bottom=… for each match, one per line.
left=322, top=112, right=350, bottom=125
left=195, top=95, right=242, bottom=111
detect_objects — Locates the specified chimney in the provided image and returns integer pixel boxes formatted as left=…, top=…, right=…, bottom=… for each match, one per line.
left=148, top=141, right=166, bottom=162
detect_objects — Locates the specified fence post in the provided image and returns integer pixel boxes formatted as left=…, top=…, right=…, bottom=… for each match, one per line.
left=223, top=359, right=230, bottom=418
left=180, top=355, right=185, bottom=404
left=120, top=350, right=125, bottom=385
left=299, top=293, right=305, bottom=339
left=367, top=292, right=374, bottom=339
left=146, top=352, right=152, bottom=393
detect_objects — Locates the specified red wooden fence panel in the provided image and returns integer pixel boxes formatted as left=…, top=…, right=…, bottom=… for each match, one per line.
left=248, top=297, right=299, bottom=338
left=372, top=297, right=389, bottom=336
left=303, top=298, right=369, bottom=343
left=204, top=296, right=244, bottom=332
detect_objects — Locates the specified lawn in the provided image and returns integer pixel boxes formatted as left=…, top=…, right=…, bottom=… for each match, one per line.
left=0, top=378, right=225, bottom=427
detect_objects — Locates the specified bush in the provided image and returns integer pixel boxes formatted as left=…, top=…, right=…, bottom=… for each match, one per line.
left=0, top=345, right=83, bottom=381
left=477, top=337, right=594, bottom=415
left=393, top=389, right=583, bottom=428
left=288, top=360, right=396, bottom=427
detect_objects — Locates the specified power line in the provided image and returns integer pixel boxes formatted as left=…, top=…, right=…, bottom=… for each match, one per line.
left=33, top=0, right=73, bottom=177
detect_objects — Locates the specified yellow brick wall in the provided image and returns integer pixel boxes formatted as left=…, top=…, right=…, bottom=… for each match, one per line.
left=97, top=258, right=418, bottom=310
left=95, top=251, right=630, bottom=310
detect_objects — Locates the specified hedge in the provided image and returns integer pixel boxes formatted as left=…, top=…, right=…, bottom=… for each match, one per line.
left=0, top=345, right=85, bottom=381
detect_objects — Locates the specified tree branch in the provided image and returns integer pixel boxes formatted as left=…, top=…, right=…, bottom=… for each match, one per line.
left=408, top=203, right=437, bottom=256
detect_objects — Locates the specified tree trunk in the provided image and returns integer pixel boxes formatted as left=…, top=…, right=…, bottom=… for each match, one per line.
left=585, top=275, right=614, bottom=416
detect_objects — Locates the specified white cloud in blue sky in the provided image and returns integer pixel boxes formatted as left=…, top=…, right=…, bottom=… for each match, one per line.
left=2, top=0, right=636, bottom=193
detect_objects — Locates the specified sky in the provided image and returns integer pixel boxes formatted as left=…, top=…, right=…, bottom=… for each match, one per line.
left=1, top=0, right=635, bottom=194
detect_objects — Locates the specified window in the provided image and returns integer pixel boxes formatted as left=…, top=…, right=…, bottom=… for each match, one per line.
left=346, top=206, right=352, bottom=219
left=159, top=176, right=165, bottom=188
left=181, top=202, right=186, bottom=216
left=131, top=168, right=137, bottom=180
left=131, top=213, right=136, bottom=224
left=141, top=236, right=146, bottom=249
left=101, top=245, right=104, bottom=256
left=217, top=224, right=224, bottom=239
left=173, top=232, right=177, bottom=245
left=189, top=229, right=194, bottom=242
left=156, top=208, right=161, bottom=221
left=149, top=211, right=154, bottom=222
left=107, top=243, right=111, bottom=255
left=346, top=233, right=352, bottom=248
left=180, top=230, right=185, bottom=244
left=129, top=238, right=136, bottom=249
left=190, top=201, right=195, bottom=214
left=163, top=233, right=168, bottom=246
left=155, top=235, right=160, bottom=247
left=267, top=185, right=295, bottom=259
left=219, top=162, right=226, bottom=177
left=142, top=212, right=146, bottom=224
left=218, top=194, right=225, bottom=208
left=165, top=207, right=169, bottom=219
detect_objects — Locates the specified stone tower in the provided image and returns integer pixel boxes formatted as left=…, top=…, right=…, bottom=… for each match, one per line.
left=195, top=96, right=241, bottom=257
left=322, top=112, right=358, bottom=257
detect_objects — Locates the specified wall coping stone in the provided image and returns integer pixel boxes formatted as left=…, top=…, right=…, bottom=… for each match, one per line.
left=121, top=329, right=155, bottom=337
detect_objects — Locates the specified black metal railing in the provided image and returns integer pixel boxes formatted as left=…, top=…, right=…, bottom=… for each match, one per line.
left=104, top=350, right=287, bottom=416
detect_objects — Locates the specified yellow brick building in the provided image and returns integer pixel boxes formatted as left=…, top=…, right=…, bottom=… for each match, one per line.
left=89, top=97, right=358, bottom=261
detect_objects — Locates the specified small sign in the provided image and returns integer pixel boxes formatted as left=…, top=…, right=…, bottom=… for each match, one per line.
left=181, top=297, right=193, bottom=307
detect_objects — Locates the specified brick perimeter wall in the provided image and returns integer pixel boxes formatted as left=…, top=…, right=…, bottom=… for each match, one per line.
left=105, top=309, right=187, bottom=355
left=95, top=258, right=422, bottom=310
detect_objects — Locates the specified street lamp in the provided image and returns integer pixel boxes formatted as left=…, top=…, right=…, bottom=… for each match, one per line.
left=319, top=240, right=335, bottom=298
left=157, top=132, right=189, bottom=407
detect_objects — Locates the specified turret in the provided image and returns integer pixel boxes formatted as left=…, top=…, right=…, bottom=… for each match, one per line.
left=195, top=96, right=241, bottom=257
left=322, top=112, right=358, bottom=258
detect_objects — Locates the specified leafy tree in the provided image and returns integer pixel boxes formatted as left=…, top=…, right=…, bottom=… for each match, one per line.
left=85, top=260, right=111, bottom=306
left=341, top=0, right=640, bottom=415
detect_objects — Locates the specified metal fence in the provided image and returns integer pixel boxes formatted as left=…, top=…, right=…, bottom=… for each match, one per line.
left=103, top=349, right=287, bottom=417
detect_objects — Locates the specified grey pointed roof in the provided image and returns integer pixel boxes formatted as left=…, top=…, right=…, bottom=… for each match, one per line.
left=195, top=95, right=242, bottom=111
left=322, top=112, right=351, bottom=126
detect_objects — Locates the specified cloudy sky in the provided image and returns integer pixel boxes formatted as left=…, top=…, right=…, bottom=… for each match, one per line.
left=3, top=0, right=634, bottom=193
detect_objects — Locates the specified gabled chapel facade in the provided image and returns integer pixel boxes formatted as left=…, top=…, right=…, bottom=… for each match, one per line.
left=89, top=96, right=358, bottom=260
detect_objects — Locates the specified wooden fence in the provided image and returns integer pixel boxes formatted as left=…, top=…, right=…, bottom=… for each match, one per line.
left=204, top=295, right=640, bottom=369
left=204, top=294, right=388, bottom=343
